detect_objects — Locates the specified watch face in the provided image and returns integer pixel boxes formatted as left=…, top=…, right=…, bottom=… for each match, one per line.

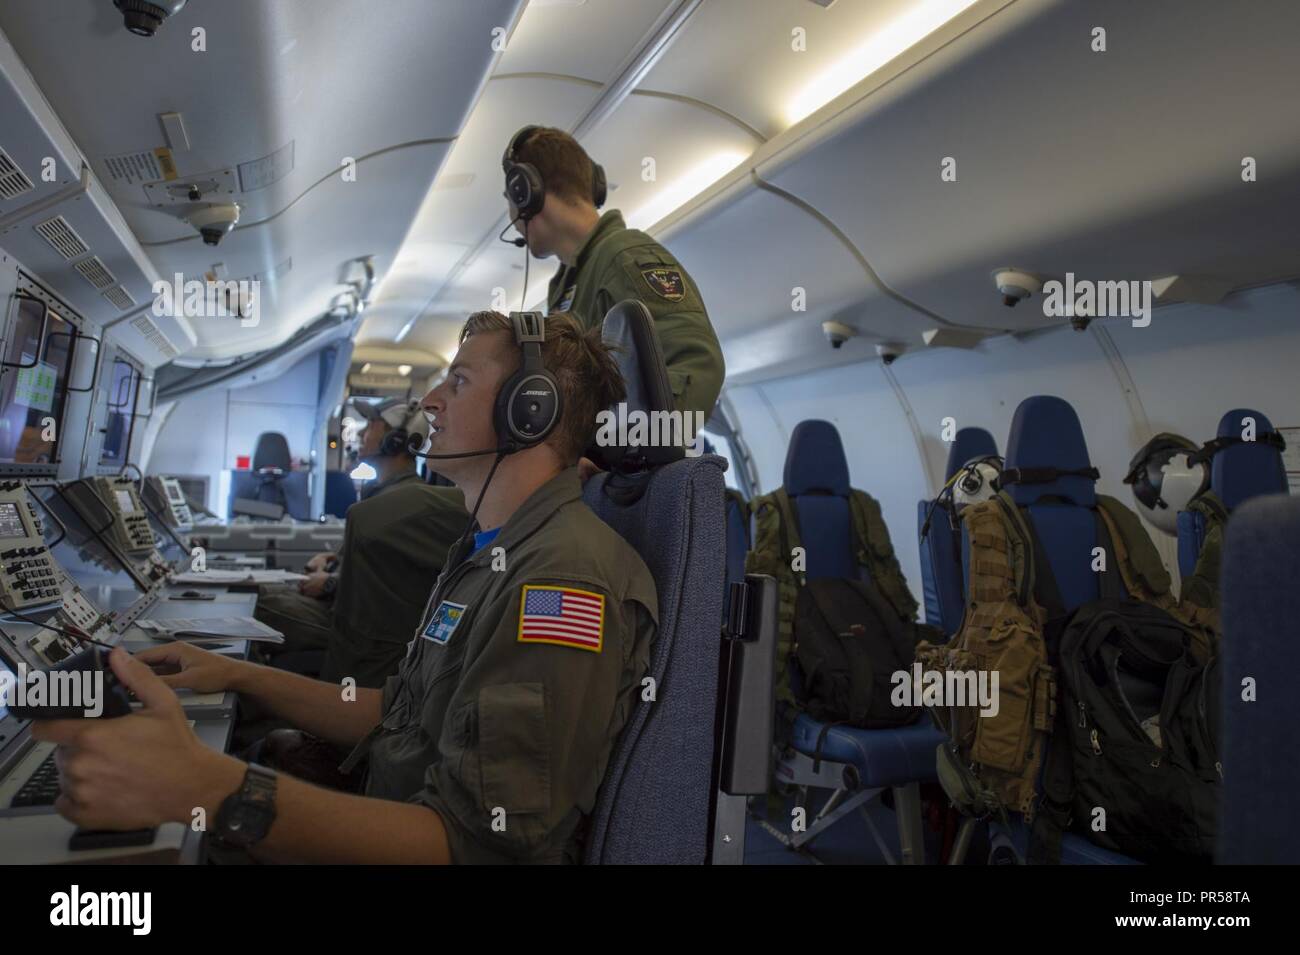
left=216, top=766, right=276, bottom=848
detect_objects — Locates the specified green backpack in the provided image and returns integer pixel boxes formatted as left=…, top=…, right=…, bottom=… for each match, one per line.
left=744, top=487, right=918, bottom=709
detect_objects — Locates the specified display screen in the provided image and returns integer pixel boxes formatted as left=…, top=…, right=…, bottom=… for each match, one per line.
left=0, top=295, right=75, bottom=467
left=0, top=502, right=26, bottom=539
left=114, top=490, right=135, bottom=514
left=166, top=483, right=183, bottom=503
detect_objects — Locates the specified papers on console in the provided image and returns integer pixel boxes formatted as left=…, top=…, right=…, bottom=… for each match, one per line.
left=135, top=616, right=284, bottom=644
left=172, top=568, right=306, bottom=584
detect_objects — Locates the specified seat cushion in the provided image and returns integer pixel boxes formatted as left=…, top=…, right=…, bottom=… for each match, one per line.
left=791, top=713, right=945, bottom=787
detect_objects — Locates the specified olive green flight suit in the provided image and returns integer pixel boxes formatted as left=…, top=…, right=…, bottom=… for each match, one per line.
left=254, top=470, right=428, bottom=656
left=547, top=210, right=725, bottom=420
left=322, top=482, right=469, bottom=688
left=355, top=467, right=658, bottom=864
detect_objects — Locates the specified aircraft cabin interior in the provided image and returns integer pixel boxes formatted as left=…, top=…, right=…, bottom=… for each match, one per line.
left=0, top=0, right=1294, bottom=902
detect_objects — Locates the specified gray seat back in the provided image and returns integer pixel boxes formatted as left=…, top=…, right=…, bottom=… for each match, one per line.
left=581, top=453, right=727, bottom=863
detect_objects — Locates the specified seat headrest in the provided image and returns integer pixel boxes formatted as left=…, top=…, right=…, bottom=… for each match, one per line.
left=252, top=432, right=291, bottom=472
left=945, top=427, right=999, bottom=481
left=597, top=300, right=685, bottom=473
left=1003, top=396, right=1097, bottom=507
left=784, top=420, right=850, bottom=497
left=1210, top=408, right=1288, bottom=510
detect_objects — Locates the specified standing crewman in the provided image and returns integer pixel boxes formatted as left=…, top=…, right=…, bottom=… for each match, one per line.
left=500, top=125, right=725, bottom=422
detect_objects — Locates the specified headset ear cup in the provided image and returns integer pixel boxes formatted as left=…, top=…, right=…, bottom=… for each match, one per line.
left=380, top=428, right=408, bottom=457
left=591, top=161, right=607, bottom=208
left=505, top=162, right=545, bottom=219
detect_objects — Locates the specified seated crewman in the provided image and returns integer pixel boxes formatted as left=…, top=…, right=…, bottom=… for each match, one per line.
left=33, top=311, right=658, bottom=864
left=256, top=398, right=446, bottom=658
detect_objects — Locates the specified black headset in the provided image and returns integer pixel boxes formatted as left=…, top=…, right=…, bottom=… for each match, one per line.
left=501, top=126, right=607, bottom=220
left=379, top=399, right=422, bottom=457
left=409, top=311, right=560, bottom=459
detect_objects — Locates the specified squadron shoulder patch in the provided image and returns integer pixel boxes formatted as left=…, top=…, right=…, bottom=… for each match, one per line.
left=422, top=600, right=467, bottom=644
left=517, top=585, right=604, bottom=653
left=639, top=266, right=686, bottom=302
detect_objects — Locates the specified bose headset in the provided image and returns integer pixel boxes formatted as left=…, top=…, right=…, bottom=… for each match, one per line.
left=501, top=125, right=607, bottom=221
left=406, top=311, right=561, bottom=551
left=408, top=311, right=561, bottom=460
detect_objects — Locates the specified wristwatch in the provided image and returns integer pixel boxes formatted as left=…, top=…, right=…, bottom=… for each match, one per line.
left=212, top=763, right=278, bottom=849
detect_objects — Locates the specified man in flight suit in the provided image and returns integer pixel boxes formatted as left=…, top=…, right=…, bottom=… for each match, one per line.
left=502, top=125, right=725, bottom=422
left=35, top=311, right=658, bottom=864
left=254, top=398, right=455, bottom=663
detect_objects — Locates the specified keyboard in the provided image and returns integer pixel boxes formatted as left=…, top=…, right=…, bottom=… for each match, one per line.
left=10, top=750, right=58, bottom=807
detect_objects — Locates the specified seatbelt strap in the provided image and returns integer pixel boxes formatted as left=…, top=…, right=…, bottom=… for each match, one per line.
left=773, top=489, right=806, bottom=588
left=1017, top=509, right=1073, bottom=865
left=1000, top=466, right=1100, bottom=486
left=1187, top=431, right=1286, bottom=467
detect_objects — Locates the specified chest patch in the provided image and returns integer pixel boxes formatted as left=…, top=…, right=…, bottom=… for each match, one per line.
left=639, top=266, right=685, bottom=302
left=422, top=600, right=468, bottom=644
left=517, top=585, right=604, bottom=653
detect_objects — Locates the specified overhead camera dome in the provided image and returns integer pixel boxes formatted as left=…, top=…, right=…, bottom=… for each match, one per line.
left=114, top=0, right=188, bottom=38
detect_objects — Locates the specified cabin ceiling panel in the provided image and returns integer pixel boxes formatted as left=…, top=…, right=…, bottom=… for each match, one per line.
left=638, top=0, right=937, bottom=141
left=0, top=0, right=520, bottom=355
left=151, top=142, right=449, bottom=357
left=757, top=0, right=1300, bottom=334
left=496, top=0, right=678, bottom=83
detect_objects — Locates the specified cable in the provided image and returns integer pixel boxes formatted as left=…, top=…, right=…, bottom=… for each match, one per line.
left=450, top=451, right=507, bottom=557
left=0, top=602, right=113, bottom=651
left=520, top=219, right=530, bottom=312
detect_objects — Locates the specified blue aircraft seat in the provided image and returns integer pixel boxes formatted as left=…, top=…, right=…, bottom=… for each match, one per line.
left=773, top=419, right=943, bottom=863
left=966, top=396, right=1137, bottom=865
left=918, top=427, right=998, bottom=635
left=323, top=470, right=358, bottom=518
left=1177, top=408, right=1288, bottom=578
left=582, top=301, right=775, bottom=864
left=1219, top=494, right=1300, bottom=863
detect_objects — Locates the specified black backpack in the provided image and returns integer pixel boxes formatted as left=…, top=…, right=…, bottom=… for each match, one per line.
left=1031, top=598, right=1221, bottom=864
left=792, top=577, right=924, bottom=730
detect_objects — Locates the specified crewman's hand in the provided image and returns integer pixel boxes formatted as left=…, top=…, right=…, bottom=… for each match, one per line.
left=30, top=648, right=245, bottom=830
left=299, top=571, right=333, bottom=598
left=134, top=641, right=247, bottom=695
left=305, top=552, right=333, bottom=573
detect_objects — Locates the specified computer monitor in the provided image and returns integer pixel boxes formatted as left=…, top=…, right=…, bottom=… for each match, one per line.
left=34, top=484, right=148, bottom=615
left=0, top=294, right=76, bottom=468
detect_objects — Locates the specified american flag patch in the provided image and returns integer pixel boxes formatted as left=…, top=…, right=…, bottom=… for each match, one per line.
left=517, top=585, right=605, bottom=653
